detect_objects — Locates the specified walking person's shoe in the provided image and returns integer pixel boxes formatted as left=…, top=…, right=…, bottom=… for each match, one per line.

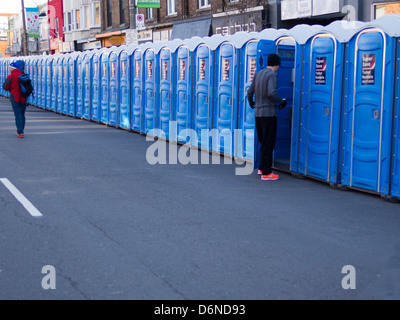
left=17, top=132, right=24, bottom=139
left=261, top=173, right=279, bottom=181
left=258, top=170, right=263, bottom=175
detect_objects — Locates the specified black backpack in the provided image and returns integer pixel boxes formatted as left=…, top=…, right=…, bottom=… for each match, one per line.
left=19, top=73, right=34, bottom=99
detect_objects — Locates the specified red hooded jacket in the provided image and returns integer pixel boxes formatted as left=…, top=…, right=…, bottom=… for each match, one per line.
left=2, top=68, right=27, bottom=103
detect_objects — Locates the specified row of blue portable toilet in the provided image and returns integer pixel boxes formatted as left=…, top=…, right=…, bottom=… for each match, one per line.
left=2, top=15, right=400, bottom=201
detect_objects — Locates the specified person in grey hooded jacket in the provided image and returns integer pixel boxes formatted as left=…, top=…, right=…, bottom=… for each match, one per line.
left=247, top=54, right=287, bottom=181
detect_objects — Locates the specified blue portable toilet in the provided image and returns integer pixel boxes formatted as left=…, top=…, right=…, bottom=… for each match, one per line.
left=82, top=52, right=93, bottom=120
left=130, top=44, right=151, bottom=133
left=118, top=47, right=131, bottom=130
left=342, top=16, right=400, bottom=196
left=99, top=50, right=110, bottom=124
left=50, top=56, right=58, bottom=112
left=213, top=37, right=240, bottom=156
left=32, top=57, right=39, bottom=106
left=91, top=51, right=101, bottom=122
left=61, top=55, right=69, bottom=115
left=45, top=57, right=53, bottom=111
left=295, top=22, right=361, bottom=184
left=56, top=56, right=64, bottom=113
left=40, top=58, right=47, bottom=109
left=229, top=32, right=264, bottom=162
left=76, top=53, right=84, bottom=118
left=173, top=39, right=196, bottom=144
left=158, top=45, right=174, bottom=139
left=191, top=36, right=218, bottom=150
left=108, top=49, right=119, bottom=126
left=68, top=53, right=77, bottom=117
left=143, top=46, right=159, bottom=134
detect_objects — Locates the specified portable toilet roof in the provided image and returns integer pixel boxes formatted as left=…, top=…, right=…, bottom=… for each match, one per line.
left=284, top=24, right=324, bottom=45
left=322, top=20, right=366, bottom=43
left=184, top=36, right=206, bottom=51
left=259, top=28, right=283, bottom=41
left=201, top=34, right=226, bottom=50
left=365, top=14, right=400, bottom=37
left=225, top=31, right=261, bottom=49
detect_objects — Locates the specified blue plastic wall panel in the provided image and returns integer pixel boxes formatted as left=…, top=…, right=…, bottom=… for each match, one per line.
left=46, top=59, right=52, bottom=110
left=33, top=59, right=39, bottom=106
left=76, top=56, right=84, bottom=118
left=131, top=49, right=144, bottom=132
left=100, top=53, right=109, bottom=124
left=159, top=47, right=173, bottom=139
left=119, top=51, right=130, bottom=129
left=175, top=46, right=191, bottom=143
left=61, top=58, right=69, bottom=114
left=299, top=35, right=344, bottom=183
left=193, top=44, right=213, bottom=149
left=109, top=52, right=118, bottom=126
left=342, top=30, right=395, bottom=194
left=392, top=39, right=400, bottom=198
left=144, top=49, right=158, bottom=134
left=213, top=42, right=238, bottom=156
left=289, top=42, right=306, bottom=174
left=50, top=60, right=57, bottom=111
left=91, top=54, right=100, bottom=122
left=41, top=60, right=47, bottom=109
left=68, top=58, right=76, bottom=117
left=57, top=58, right=63, bottom=113
left=236, top=40, right=258, bottom=161
left=82, top=55, right=92, bottom=120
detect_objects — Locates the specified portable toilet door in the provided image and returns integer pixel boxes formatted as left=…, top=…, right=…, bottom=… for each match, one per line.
left=213, top=40, right=239, bottom=157
left=100, top=51, right=110, bottom=124
left=60, top=56, right=69, bottom=115
left=34, top=58, right=40, bottom=106
left=40, top=59, right=46, bottom=109
left=82, top=53, right=92, bottom=120
left=76, top=54, right=84, bottom=118
left=50, top=57, right=58, bottom=112
left=119, top=49, right=130, bottom=130
left=91, top=52, right=101, bottom=122
left=108, top=50, right=119, bottom=126
left=158, top=46, right=174, bottom=139
left=175, top=45, right=193, bottom=144
left=236, top=38, right=260, bottom=162
left=144, top=48, right=158, bottom=134
left=342, top=27, right=396, bottom=195
left=131, top=48, right=144, bottom=133
left=46, top=58, right=53, bottom=110
left=57, top=57, right=64, bottom=113
left=193, top=42, right=214, bottom=150
left=68, top=55, right=77, bottom=117
left=297, top=33, right=345, bottom=184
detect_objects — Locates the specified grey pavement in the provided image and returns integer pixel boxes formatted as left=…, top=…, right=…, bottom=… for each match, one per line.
left=0, top=96, right=400, bottom=300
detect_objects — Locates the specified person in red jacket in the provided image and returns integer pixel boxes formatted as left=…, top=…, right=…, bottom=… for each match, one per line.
left=3, top=61, right=28, bottom=138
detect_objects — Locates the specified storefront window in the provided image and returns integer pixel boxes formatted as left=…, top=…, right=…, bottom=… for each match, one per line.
left=374, top=2, right=400, bottom=19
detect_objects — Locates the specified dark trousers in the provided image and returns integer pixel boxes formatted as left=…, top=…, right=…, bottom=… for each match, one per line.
left=11, top=101, right=27, bottom=135
left=256, top=116, right=277, bottom=175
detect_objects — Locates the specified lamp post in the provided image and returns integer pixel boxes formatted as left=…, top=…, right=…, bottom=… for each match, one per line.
left=21, top=0, right=28, bottom=56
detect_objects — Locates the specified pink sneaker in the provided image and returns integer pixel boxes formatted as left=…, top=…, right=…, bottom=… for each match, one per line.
left=261, top=173, right=279, bottom=181
left=258, top=170, right=262, bottom=175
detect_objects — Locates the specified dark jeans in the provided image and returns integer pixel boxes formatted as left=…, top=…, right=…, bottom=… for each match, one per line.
left=11, top=101, right=27, bottom=135
left=256, top=116, right=277, bottom=175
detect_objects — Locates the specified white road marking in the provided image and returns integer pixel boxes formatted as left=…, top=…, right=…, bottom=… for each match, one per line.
left=0, top=178, right=43, bottom=217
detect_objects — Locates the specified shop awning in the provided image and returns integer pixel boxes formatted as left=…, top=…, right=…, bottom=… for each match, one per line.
left=171, top=18, right=211, bottom=40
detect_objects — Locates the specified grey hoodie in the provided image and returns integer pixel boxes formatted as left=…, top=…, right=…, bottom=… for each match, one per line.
left=247, top=67, right=284, bottom=117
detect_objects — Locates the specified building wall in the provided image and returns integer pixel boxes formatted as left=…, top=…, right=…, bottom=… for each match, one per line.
left=48, top=0, right=64, bottom=41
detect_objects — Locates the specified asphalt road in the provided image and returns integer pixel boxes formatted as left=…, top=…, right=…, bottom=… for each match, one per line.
left=0, top=96, right=400, bottom=300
